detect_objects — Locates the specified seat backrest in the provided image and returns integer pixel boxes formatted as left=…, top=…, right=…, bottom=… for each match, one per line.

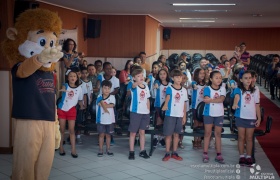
left=196, top=102, right=205, bottom=122
left=124, top=95, right=131, bottom=117
left=223, top=91, right=231, bottom=107
left=265, top=116, right=273, bottom=133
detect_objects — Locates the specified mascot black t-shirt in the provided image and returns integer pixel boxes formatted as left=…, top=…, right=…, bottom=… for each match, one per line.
left=11, top=63, right=55, bottom=121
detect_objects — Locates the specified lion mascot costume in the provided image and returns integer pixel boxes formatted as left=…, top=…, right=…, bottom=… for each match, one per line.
left=1, top=8, right=62, bottom=180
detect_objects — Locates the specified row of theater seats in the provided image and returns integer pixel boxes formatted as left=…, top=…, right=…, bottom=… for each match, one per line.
left=249, top=54, right=280, bottom=98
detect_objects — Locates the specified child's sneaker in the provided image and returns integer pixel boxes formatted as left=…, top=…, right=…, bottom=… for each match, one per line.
left=128, top=151, right=135, bottom=160
left=215, top=155, right=225, bottom=164
left=203, top=153, right=209, bottom=163
left=97, top=152, right=103, bottom=157
left=162, top=153, right=170, bottom=161
left=239, top=157, right=246, bottom=166
left=139, top=150, right=150, bottom=159
left=171, top=152, right=183, bottom=161
left=246, top=158, right=253, bottom=167
left=107, top=152, right=114, bottom=157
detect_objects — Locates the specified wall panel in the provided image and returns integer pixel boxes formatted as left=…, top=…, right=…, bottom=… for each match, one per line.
left=163, top=28, right=280, bottom=51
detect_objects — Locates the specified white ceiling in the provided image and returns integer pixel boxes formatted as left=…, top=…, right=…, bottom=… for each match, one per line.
left=38, top=0, right=280, bottom=28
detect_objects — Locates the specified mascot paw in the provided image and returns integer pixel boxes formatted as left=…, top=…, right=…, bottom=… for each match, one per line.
left=38, top=46, right=63, bottom=64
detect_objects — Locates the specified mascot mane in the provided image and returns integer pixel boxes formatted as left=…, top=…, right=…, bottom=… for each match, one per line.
left=1, top=8, right=62, bottom=71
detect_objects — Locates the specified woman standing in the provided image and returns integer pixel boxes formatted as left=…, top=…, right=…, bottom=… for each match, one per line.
left=62, top=39, right=81, bottom=69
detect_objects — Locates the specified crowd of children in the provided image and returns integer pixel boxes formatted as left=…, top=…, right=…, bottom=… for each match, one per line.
left=57, top=47, right=265, bottom=167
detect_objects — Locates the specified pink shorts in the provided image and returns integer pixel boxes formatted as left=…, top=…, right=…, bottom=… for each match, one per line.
left=57, top=106, right=77, bottom=120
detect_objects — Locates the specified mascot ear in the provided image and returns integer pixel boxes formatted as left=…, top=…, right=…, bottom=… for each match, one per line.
left=6, top=28, right=18, bottom=40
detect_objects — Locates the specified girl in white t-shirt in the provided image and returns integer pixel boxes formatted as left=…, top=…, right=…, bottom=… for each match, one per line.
left=57, top=71, right=84, bottom=158
left=191, top=68, right=206, bottom=149
left=232, top=71, right=261, bottom=167
left=146, top=62, right=160, bottom=98
left=203, top=71, right=226, bottom=164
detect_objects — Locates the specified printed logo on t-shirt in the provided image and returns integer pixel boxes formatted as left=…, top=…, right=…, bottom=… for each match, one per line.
left=162, top=87, right=167, bottom=97
left=199, top=88, right=204, bottom=97
left=140, top=90, right=145, bottom=100
left=214, top=92, right=220, bottom=99
left=175, top=93, right=181, bottom=103
left=68, top=90, right=74, bottom=99
left=36, top=78, right=55, bottom=93
left=245, top=94, right=251, bottom=104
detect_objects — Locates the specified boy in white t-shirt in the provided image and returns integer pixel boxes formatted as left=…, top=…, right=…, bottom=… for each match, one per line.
left=96, top=80, right=116, bottom=157
left=162, top=69, right=188, bottom=161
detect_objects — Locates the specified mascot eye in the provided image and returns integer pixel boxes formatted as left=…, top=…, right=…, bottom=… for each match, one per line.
left=38, top=37, right=46, bottom=47
left=50, top=40, right=54, bottom=47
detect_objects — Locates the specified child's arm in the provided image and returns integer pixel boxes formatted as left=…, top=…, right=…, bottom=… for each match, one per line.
left=232, top=94, right=240, bottom=109
left=204, top=96, right=225, bottom=103
left=147, top=98, right=150, bottom=113
left=104, top=103, right=115, bottom=108
left=99, top=100, right=110, bottom=114
left=78, top=100, right=85, bottom=110
left=132, top=81, right=141, bottom=88
left=162, top=95, right=170, bottom=110
left=255, top=104, right=261, bottom=127
left=182, top=102, right=187, bottom=125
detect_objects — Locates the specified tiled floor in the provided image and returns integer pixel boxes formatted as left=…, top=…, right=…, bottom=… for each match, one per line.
left=0, top=79, right=279, bottom=180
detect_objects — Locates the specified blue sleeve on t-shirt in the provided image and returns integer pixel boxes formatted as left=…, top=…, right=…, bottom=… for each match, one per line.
left=204, top=86, right=210, bottom=97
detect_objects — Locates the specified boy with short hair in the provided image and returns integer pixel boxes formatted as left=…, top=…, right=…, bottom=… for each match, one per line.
left=162, top=69, right=188, bottom=161
left=128, top=67, right=151, bottom=160
left=96, top=80, right=116, bottom=157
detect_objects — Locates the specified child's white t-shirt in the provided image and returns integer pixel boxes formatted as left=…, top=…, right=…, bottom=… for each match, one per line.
left=165, top=85, right=188, bottom=117
left=96, top=94, right=116, bottom=124
left=191, top=81, right=205, bottom=109
left=203, top=85, right=226, bottom=117
left=80, top=80, right=93, bottom=105
left=130, top=84, right=151, bottom=114
left=154, top=80, right=172, bottom=108
left=233, top=88, right=260, bottom=119
left=58, top=83, right=83, bottom=111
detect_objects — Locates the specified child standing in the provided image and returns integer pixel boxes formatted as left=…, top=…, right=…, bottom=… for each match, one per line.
left=128, top=67, right=151, bottom=160
left=191, top=68, right=206, bottom=148
left=232, top=71, right=261, bottom=166
left=202, top=71, right=226, bottom=163
left=234, top=45, right=241, bottom=60
left=58, top=71, right=84, bottom=158
left=146, top=62, right=160, bottom=98
left=162, top=69, right=188, bottom=161
left=153, top=69, right=171, bottom=146
left=178, top=72, right=190, bottom=149
left=96, top=80, right=116, bottom=157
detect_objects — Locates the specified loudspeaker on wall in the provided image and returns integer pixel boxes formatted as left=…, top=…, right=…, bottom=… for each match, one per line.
left=163, top=29, right=171, bottom=41
left=86, top=19, right=101, bottom=38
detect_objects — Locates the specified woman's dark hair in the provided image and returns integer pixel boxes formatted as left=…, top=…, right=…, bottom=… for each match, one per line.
left=238, top=71, right=255, bottom=94
left=156, top=68, right=170, bottom=84
left=124, top=60, right=133, bottom=71
left=66, top=71, right=80, bottom=87
left=208, top=71, right=222, bottom=87
left=193, top=68, right=205, bottom=85
left=62, top=38, right=77, bottom=52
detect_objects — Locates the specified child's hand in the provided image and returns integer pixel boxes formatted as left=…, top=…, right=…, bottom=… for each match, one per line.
left=104, top=109, right=110, bottom=114
left=153, top=83, right=159, bottom=89
left=255, top=119, right=261, bottom=127
left=80, top=105, right=86, bottom=110
left=162, top=105, right=168, bottom=111
left=230, top=83, right=236, bottom=89
left=203, top=98, right=212, bottom=104
left=232, top=104, right=239, bottom=110
left=193, top=84, right=198, bottom=90
left=182, top=117, right=186, bottom=125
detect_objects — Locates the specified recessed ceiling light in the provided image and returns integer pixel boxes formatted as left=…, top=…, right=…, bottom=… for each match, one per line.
left=179, top=20, right=215, bottom=23
left=172, top=3, right=236, bottom=6
left=179, top=18, right=217, bottom=20
left=175, top=10, right=230, bottom=12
